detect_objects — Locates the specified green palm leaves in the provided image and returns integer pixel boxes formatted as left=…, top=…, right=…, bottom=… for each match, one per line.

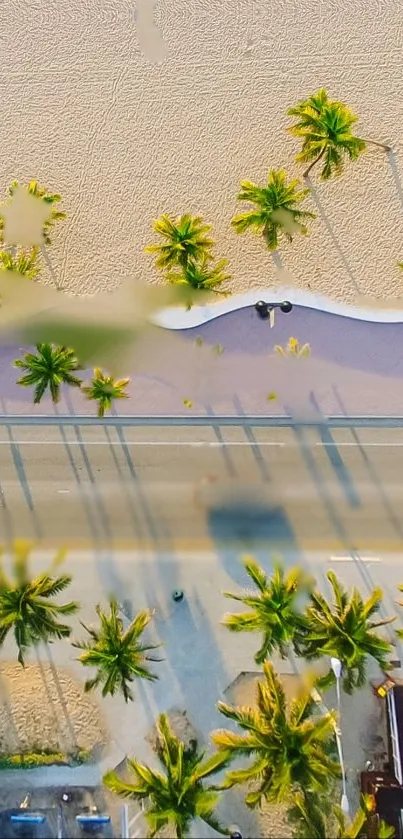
left=232, top=169, right=315, bottom=251
left=165, top=256, right=231, bottom=303
left=336, top=794, right=394, bottom=839
left=288, top=792, right=394, bottom=839
left=0, top=247, right=40, bottom=279
left=81, top=368, right=130, bottom=417
left=288, top=88, right=390, bottom=180
left=303, top=571, right=394, bottom=693
left=0, top=541, right=78, bottom=666
left=223, top=559, right=394, bottom=694
left=14, top=343, right=82, bottom=404
left=103, top=713, right=229, bottom=838
left=146, top=213, right=231, bottom=304
left=222, top=557, right=312, bottom=663
left=146, top=214, right=214, bottom=270
left=73, top=599, right=161, bottom=702
left=212, top=661, right=340, bottom=808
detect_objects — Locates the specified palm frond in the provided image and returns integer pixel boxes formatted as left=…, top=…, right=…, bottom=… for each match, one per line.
left=232, top=169, right=315, bottom=251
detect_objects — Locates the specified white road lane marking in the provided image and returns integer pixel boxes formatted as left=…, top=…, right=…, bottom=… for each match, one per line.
left=0, top=440, right=401, bottom=447
left=330, top=556, right=382, bottom=562
left=0, top=440, right=287, bottom=446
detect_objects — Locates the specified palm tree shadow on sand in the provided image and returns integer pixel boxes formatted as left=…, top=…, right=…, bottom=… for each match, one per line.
left=387, top=149, right=403, bottom=212
left=306, top=177, right=360, bottom=294
left=208, top=500, right=302, bottom=586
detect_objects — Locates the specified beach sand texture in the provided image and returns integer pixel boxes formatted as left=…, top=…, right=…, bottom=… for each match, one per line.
left=1, top=0, right=403, bottom=303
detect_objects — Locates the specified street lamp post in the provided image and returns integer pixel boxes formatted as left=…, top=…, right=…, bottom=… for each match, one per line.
left=255, top=300, right=293, bottom=320
left=330, top=657, right=349, bottom=815
left=311, top=658, right=349, bottom=818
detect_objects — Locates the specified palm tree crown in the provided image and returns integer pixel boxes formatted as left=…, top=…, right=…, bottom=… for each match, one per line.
left=0, top=180, right=66, bottom=246
left=287, top=790, right=331, bottom=838
left=165, top=257, right=231, bottom=308
left=302, top=571, right=394, bottom=693
left=73, top=599, right=161, bottom=702
left=231, top=169, right=315, bottom=251
left=222, top=557, right=312, bottom=663
left=81, top=368, right=130, bottom=417
left=145, top=213, right=214, bottom=270
left=212, top=661, right=340, bottom=808
left=14, top=343, right=82, bottom=404
left=103, top=712, right=230, bottom=838
left=287, top=88, right=390, bottom=180
left=336, top=794, right=394, bottom=839
left=288, top=791, right=394, bottom=839
left=0, top=246, right=40, bottom=279
left=0, top=541, right=79, bottom=666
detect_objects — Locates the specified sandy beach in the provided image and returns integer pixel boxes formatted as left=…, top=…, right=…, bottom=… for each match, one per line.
left=1, top=0, right=403, bottom=304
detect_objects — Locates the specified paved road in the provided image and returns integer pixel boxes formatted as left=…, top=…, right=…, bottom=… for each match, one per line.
left=1, top=421, right=403, bottom=553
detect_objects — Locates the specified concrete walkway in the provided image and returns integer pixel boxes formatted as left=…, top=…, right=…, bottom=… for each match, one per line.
left=1, top=304, right=403, bottom=417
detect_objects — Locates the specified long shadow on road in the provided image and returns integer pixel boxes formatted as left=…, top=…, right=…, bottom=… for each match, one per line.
left=135, top=553, right=231, bottom=745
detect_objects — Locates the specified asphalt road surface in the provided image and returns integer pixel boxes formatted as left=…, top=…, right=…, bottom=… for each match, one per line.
left=0, top=421, right=403, bottom=554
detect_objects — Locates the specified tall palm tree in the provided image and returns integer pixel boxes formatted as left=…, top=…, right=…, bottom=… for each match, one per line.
left=0, top=541, right=79, bottom=666
left=212, top=661, right=340, bottom=808
left=286, top=790, right=331, bottom=838
left=14, top=343, right=82, bottom=404
left=396, top=583, right=403, bottom=638
left=145, top=213, right=214, bottom=270
left=103, top=712, right=230, bottom=837
left=165, top=257, right=231, bottom=308
left=336, top=794, right=394, bottom=839
left=231, top=169, right=315, bottom=251
left=0, top=246, right=40, bottom=279
left=81, top=368, right=130, bottom=417
left=73, top=599, right=161, bottom=702
left=287, top=89, right=390, bottom=180
left=288, top=792, right=394, bottom=839
left=0, top=180, right=66, bottom=246
left=302, top=571, right=395, bottom=693
left=222, top=557, right=312, bottom=663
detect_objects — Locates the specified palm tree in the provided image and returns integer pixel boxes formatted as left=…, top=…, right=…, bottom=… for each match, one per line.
left=145, top=213, right=215, bottom=270
left=336, top=794, right=394, bottom=839
left=212, top=661, right=340, bottom=808
left=81, top=368, right=130, bottom=417
left=287, top=792, right=394, bottom=839
left=287, top=88, right=390, bottom=180
left=0, top=246, right=40, bottom=279
left=275, top=337, right=311, bottom=358
left=73, top=599, right=161, bottom=702
left=165, top=257, right=231, bottom=308
left=103, top=712, right=230, bottom=837
left=0, top=180, right=66, bottom=246
left=287, top=790, right=331, bottom=838
left=222, top=557, right=312, bottom=663
left=231, top=169, right=315, bottom=251
left=14, top=343, right=82, bottom=404
left=0, top=541, right=79, bottom=666
left=302, top=571, right=395, bottom=693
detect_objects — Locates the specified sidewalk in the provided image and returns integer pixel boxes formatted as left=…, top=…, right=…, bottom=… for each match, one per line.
left=0, top=762, right=101, bottom=789
left=1, top=304, right=403, bottom=417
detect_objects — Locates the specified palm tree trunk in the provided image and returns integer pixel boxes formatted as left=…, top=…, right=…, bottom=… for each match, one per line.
left=40, top=245, right=62, bottom=290
left=358, top=137, right=391, bottom=151
left=303, top=147, right=326, bottom=179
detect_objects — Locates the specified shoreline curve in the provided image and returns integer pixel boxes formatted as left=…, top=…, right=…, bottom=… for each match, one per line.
left=153, top=288, right=403, bottom=330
